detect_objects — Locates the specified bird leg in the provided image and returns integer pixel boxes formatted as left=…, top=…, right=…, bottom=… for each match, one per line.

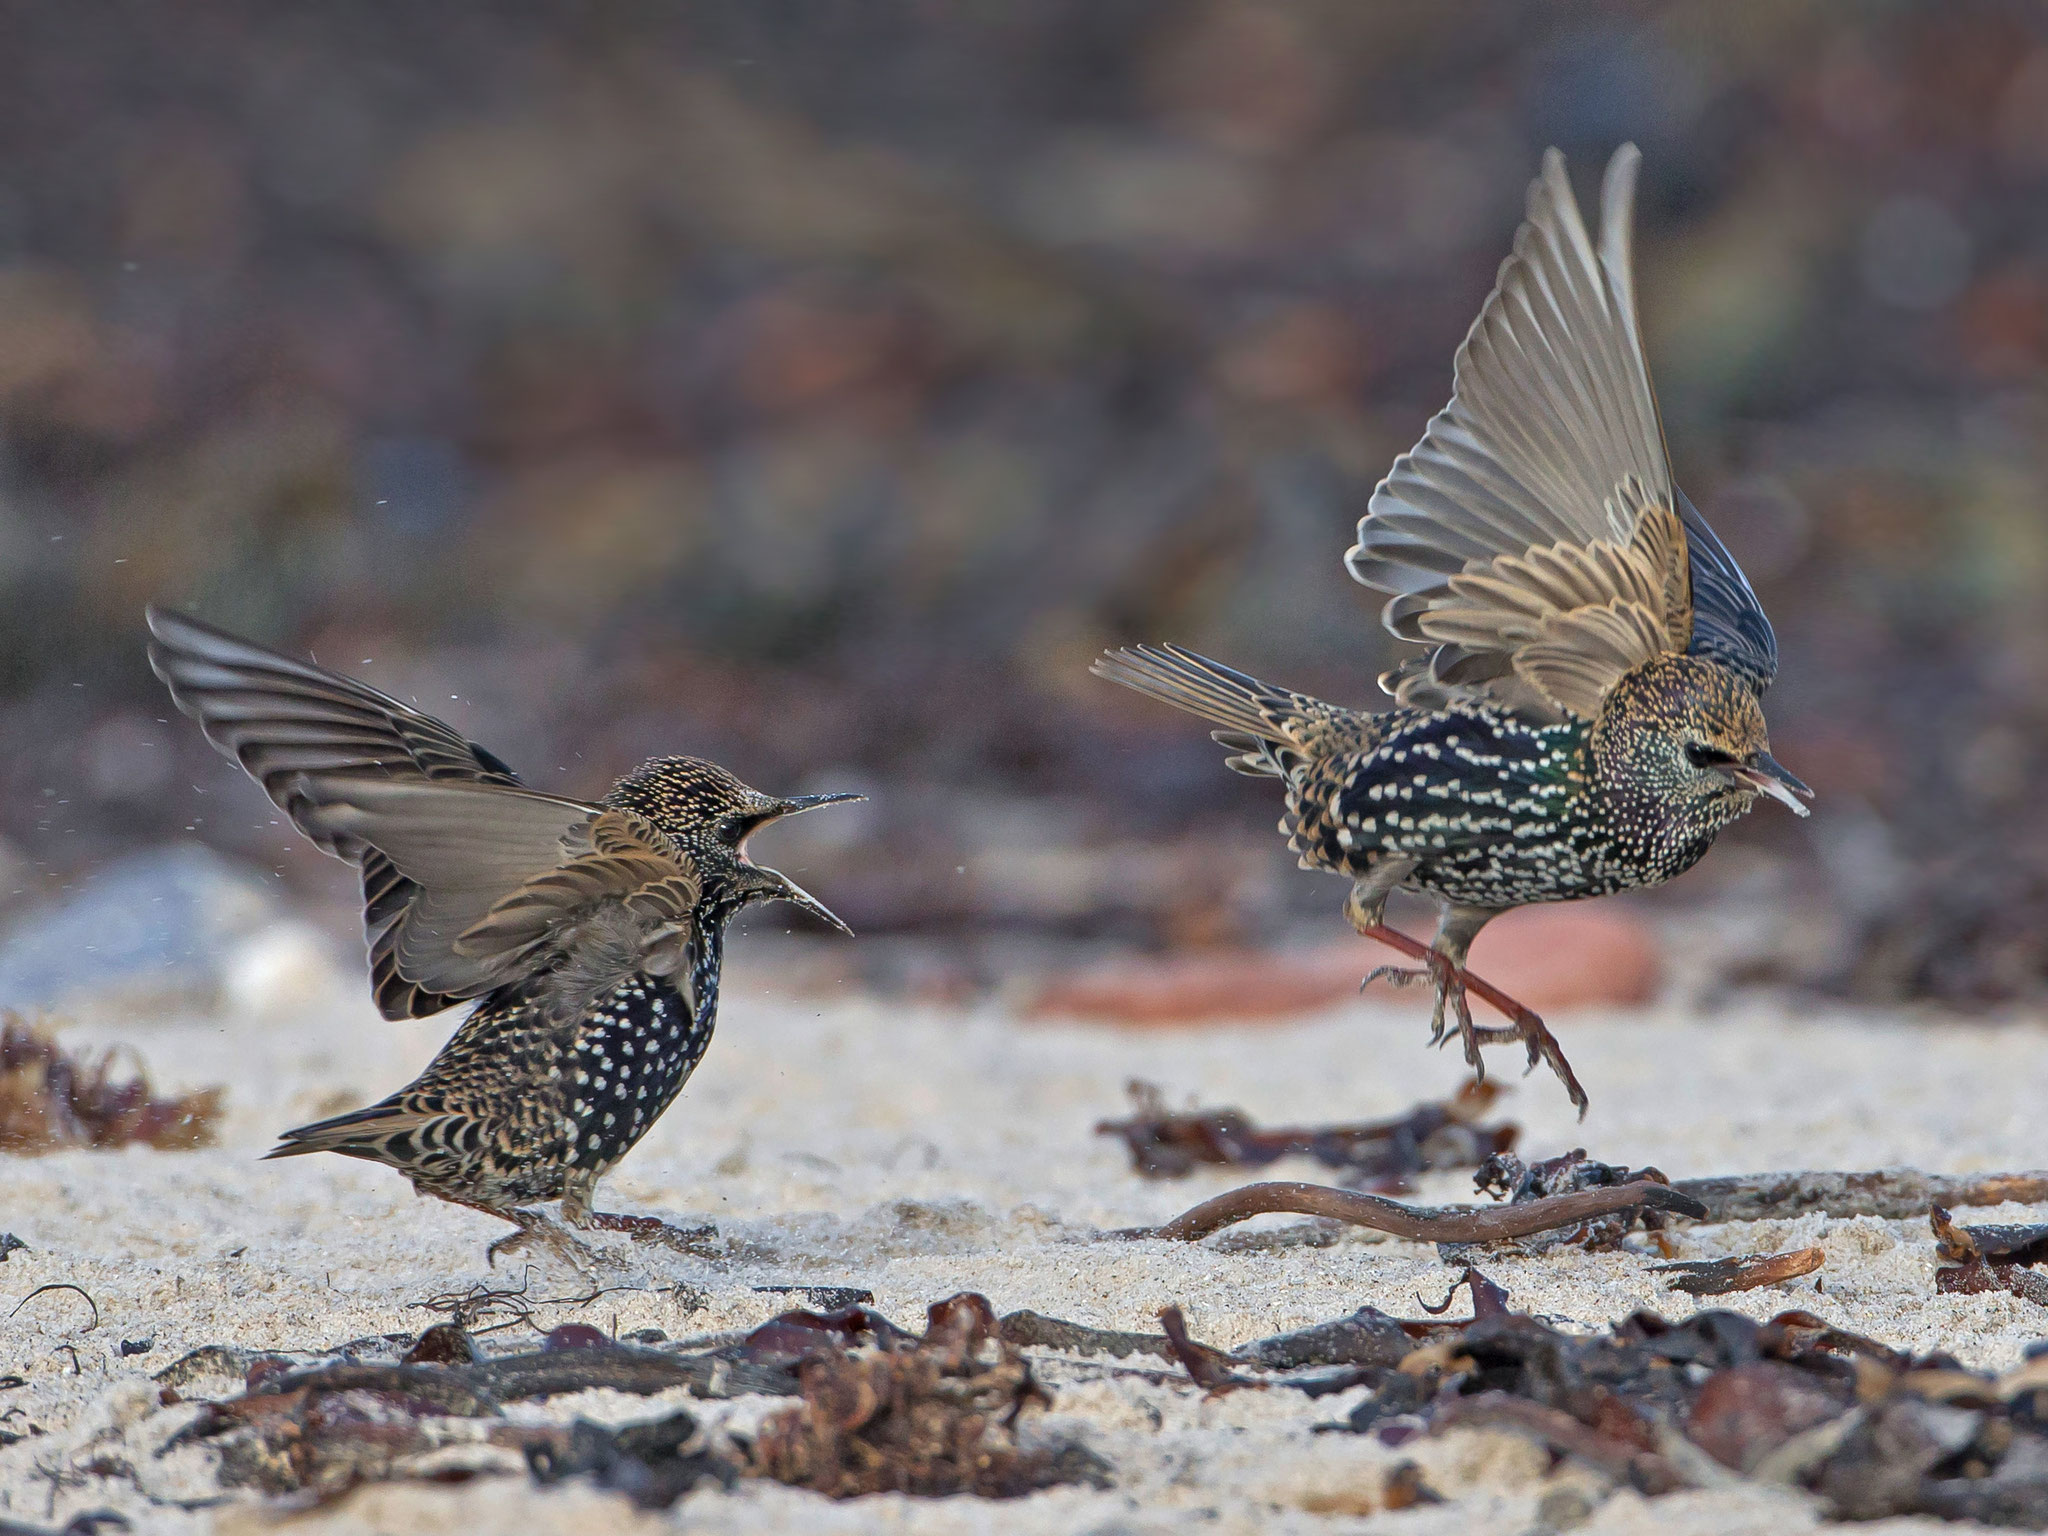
left=1350, top=919, right=1589, bottom=1120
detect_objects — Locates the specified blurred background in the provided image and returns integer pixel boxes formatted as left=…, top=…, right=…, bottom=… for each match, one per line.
left=3, top=0, right=2046, bottom=1016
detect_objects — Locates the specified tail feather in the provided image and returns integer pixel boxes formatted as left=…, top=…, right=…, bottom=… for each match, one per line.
left=264, top=1100, right=431, bottom=1161
left=1092, top=642, right=1344, bottom=764
left=1091, top=644, right=1292, bottom=736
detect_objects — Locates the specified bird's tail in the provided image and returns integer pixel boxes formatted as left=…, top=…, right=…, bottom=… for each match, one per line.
left=264, top=1099, right=434, bottom=1163
left=1090, top=644, right=1345, bottom=778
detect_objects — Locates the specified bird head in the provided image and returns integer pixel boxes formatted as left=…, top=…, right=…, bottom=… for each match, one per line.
left=606, top=756, right=862, bottom=932
left=1598, top=656, right=1812, bottom=823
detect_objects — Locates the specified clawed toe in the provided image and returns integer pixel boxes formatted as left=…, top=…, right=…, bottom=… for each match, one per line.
left=1355, top=923, right=1589, bottom=1118
left=1361, top=964, right=1432, bottom=992
left=577, top=1211, right=721, bottom=1256
left=486, top=1211, right=602, bottom=1280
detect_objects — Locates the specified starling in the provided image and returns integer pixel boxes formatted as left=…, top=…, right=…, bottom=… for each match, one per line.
left=146, top=606, right=860, bottom=1266
left=1093, top=146, right=1809, bottom=1116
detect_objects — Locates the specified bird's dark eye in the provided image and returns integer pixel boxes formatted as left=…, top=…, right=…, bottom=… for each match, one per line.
left=1685, top=742, right=1737, bottom=769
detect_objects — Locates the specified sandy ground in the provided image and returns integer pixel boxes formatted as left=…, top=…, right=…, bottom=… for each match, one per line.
left=4, top=931, right=2048, bottom=1534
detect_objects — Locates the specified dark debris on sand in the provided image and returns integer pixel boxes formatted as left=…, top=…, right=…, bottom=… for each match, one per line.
left=0, top=1014, right=221, bottom=1154
left=1097, top=1077, right=1515, bottom=1188
left=1313, top=1272, right=2048, bottom=1525
left=162, top=1292, right=1104, bottom=1505
left=749, top=1292, right=1108, bottom=1499
left=129, top=1163, right=2048, bottom=1522
left=164, top=1334, right=799, bottom=1498
left=1933, top=1206, right=2048, bottom=1308
left=1440, top=1149, right=1681, bottom=1262
left=1650, top=1247, right=1825, bottom=1296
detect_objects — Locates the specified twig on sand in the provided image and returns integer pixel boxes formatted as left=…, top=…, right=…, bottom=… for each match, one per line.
left=1672, top=1169, right=2048, bottom=1222
left=997, top=1310, right=1175, bottom=1361
left=1650, top=1246, right=1825, bottom=1296
left=1117, top=1179, right=1706, bottom=1244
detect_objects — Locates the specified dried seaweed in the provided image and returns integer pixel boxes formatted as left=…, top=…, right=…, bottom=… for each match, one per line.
left=1380, top=1460, right=1444, bottom=1508
left=523, top=1410, right=736, bottom=1508
left=401, top=1325, right=479, bottom=1366
left=1315, top=1289, right=2048, bottom=1523
left=1230, top=1306, right=1414, bottom=1371
left=170, top=1336, right=802, bottom=1497
left=0, top=1015, right=221, bottom=1153
left=405, top=1273, right=700, bottom=1342
left=1932, top=1205, right=2048, bottom=1266
left=0, top=1515, right=131, bottom=1536
left=1419, top=1267, right=1514, bottom=1324
left=488, top=1346, right=800, bottom=1401
left=1932, top=1206, right=2048, bottom=1306
left=1096, top=1078, right=1515, bottom=1187
left=1121, top=1176, right=1705, bottom=1244
left=173, top=1361, right=504, bottom=1496
left=1651, top=1247, right=1825, bottom=1297
left=1437, top=1393, right=1688, bottom=1493
left=997, top=1310, right=1175, bottom=1361
left=1442, top=1149, right=1679, bottom=1259
left=752, top=1284, right=875, bottom=1310
left=1156, top=1306, right=1259, bottom=1394
left=748, top=1292, right=1107, bottom=1499
left=732, top=1303, right=918, bottom=1366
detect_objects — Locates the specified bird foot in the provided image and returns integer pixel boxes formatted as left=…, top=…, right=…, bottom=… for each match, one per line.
left=1363, top=953, right=1472, bottom=1050
left=571, top=1210, right=721, bottom=1257
left=484, top=1209, right=605, bottom=1280
left=1481, top=1001, right=1589, bottom=1121
left=1355, top=924, right=1589, bottom=1119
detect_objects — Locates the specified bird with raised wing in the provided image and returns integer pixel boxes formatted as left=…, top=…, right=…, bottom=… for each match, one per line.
left=146, top=606, right=860, bottom=1267
left=1093, top=145, right=1808, bottom=1115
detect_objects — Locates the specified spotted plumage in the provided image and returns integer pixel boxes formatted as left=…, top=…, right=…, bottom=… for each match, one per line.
left=146, top=606, right=858, bottom=1266
left=1094, top=146, right=1810, bottom=1115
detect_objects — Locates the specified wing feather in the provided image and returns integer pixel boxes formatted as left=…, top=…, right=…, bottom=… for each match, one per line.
left=1344, top=145, right=1698, bottom=720
left=145, top=606, right=522, bottom=845
left=290, top=777, right=613, bottom=1002
left=147, top=606, right=545, bottom=1018
left=454, top=812, right=701, bottom=976
left=1676, top=489, right=1779, bottom=694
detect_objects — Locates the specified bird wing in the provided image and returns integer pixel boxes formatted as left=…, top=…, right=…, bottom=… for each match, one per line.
left=147, top=605, right=546, bottom=1018
left=1675, top=489, right=1778, bottom=695
left=1345, top=144, right=1705, bottom=722
left=454, top=809, right=702, bottom=980
left=291, top=779, right=697, bottom=1008
left=144, top=606, right=523, bottom=811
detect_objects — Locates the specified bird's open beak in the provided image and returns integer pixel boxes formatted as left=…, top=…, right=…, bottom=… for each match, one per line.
left=772, top=792, right=866, bottom=817
left=1736, top=752, right=1813, bottom=818
left=767, top=870, right=855, bottom=936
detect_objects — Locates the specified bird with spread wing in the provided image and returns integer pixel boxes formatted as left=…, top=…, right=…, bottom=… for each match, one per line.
left=1094, top=146, right=1809, bottom=1115
left=147, top=607, right=859, bottom=1267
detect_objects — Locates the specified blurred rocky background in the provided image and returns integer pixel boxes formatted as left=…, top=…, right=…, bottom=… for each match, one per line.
left=1, top=0, right=2044, bottom=1013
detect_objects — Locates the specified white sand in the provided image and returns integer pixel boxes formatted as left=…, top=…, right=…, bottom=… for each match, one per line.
left=3, top=936, right=2045, bottom=1533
